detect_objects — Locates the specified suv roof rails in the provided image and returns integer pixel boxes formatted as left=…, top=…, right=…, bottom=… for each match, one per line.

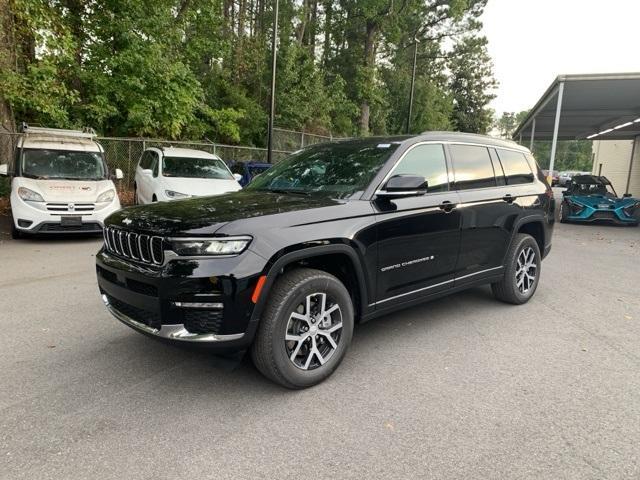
left=20, top=122, right=97, bottom=140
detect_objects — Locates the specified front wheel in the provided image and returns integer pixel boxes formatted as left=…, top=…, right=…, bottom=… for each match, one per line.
left=11, top=221, right=24, bottom=240
left=492, top=233, right=541, bottom=305
left=251, top=268, right=354, bottom=389
left=558, top=201, right=568, bottom=223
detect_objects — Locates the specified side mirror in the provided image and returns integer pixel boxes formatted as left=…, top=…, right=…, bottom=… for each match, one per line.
left=233, top=173, right=243, bottom=182
left=377, top=175, right=427, bottom=199
left=141, top=168, right=152, bottom=176
left=115, top=168, right=124, bottom=180
left=623, top=193, right=632, bottom=198
left=0, top=164, right=7, bottom=177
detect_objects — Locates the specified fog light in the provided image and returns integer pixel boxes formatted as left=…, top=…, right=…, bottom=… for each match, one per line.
left=17, top=219, right=33, bottom=228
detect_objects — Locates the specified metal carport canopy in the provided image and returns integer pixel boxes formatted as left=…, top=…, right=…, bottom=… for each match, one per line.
left=512, top=73, right=640, bottom=188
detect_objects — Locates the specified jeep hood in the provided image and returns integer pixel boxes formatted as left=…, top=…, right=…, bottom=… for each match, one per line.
left=106, top=190, right=343, bottom=235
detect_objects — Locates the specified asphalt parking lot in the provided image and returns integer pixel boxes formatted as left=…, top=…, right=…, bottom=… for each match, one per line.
left=1, top=212, right=639, bottom=479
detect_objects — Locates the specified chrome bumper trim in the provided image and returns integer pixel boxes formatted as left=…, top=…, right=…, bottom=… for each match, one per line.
left=102, top=295, right=244, bottom=343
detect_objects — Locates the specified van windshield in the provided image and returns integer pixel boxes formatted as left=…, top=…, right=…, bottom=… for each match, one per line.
left=21, top=149, right=107, bottom=180
left=162, top=156, right=234, bottom=180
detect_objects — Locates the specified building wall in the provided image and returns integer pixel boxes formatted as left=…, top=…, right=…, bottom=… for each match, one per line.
left=592, top=138, right=640, bottom=196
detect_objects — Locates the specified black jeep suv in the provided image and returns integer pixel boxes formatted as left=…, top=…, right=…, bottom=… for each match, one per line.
left=97, top=132, right=554, bottom=388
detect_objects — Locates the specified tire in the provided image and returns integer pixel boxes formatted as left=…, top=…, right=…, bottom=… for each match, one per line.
left=251, top=268, right=354, bottom=389
left=151, top=194, right=157, bottom=203
left=558, top=201, right=568, bottom=223
left=492, top=233, right=541, bottom=305
left=11, top=221, right=23, bottom=239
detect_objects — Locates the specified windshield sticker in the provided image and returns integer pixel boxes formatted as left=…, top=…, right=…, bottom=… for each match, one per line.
left=377, top=143, right=391, bottom=149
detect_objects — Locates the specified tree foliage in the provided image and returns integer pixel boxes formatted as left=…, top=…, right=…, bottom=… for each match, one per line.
left=1, top=0, right=497, bottom=143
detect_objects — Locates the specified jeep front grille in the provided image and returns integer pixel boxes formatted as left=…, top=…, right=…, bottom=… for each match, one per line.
left=103, top=226, right=164, bottom=265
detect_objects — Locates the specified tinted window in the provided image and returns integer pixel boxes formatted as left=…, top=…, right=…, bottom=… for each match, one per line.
left=450, top=145, right=496, bottom=190
left=496, top=149, right=534, bottom=185
left=230, top=163, right=245, bottom=175
left=162, top=156, right=233, bottom=179
left=150, top=152, right=159, bottom=177
left=139, top=151, right=152, bottom=169
left=390, top=144, right=448, bottom=193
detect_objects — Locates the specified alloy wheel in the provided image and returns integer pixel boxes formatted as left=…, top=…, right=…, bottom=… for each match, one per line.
left=285, top=292, right=343, bottom=370
left=515, top=246, right=537, bottom=294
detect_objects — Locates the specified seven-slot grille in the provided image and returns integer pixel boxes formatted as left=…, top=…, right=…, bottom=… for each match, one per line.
left=103, top=226, right=164, bottom=265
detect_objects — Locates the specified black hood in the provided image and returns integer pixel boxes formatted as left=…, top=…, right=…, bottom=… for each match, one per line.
left=106, top=190, right=341, bottom=236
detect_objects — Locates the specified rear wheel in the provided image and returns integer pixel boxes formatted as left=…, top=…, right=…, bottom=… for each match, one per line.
left=492, top=233, right=541, bottom=305
left=251, top=268, right=354, bottom=389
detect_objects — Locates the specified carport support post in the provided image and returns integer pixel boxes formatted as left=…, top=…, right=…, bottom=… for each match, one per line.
left=548, top=82, right=565, bottom=179
left=625, top=136, right=638, bottom=195
left=529, top=118, right=536, bottom=151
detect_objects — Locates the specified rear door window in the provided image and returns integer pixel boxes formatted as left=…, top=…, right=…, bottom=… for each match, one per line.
left=390, top=143, right=449, bottom=193
left=450, top=144, right=496, bottom=190
left=496, top=149, right=534, bottom=185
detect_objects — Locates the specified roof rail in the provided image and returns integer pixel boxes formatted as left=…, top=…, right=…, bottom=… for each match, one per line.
left=20, top=122, right=97, bottom=140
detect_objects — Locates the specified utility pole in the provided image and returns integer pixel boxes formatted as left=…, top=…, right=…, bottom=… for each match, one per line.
left=267, top=0, right=279, bottom=164
left=406, top=38, right=419, bottom=134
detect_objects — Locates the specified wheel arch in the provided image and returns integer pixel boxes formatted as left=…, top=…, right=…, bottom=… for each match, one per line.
left=513, top=216, right=545, bottom=254
left=251, top=244, right=370, bottom=324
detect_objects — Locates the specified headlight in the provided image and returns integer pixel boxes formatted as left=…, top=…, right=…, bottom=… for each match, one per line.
left=170, top=236, right=252, bottom=256
left=18, top=187, right=44, bottom=202
left=165, top=190, right=190, bottom=199
left=96, top=189, right=116, bottom=203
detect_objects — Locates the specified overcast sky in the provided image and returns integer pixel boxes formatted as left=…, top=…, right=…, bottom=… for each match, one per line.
left=482, top=0, right=640, bottom=115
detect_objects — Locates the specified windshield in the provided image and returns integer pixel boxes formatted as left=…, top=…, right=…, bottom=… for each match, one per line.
left=21, top=149, right=107, bottom=180
left=245, top=140, right=400, bottom=198
left=571, top=181, right=617, bottom=197
left=162, top=156, right=233, bottom=179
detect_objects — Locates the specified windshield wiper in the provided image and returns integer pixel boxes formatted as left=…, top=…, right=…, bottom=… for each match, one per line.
left=266, top=188, right=310, bottom=196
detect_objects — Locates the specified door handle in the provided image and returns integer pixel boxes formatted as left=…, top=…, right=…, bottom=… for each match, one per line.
left=439, top=201, right=456, bottom=213
left=503, top=194, right=516, bottom=203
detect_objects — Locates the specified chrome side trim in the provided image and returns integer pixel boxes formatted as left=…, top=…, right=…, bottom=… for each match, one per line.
left=102, top=295, right=244, bottom=343
left=455, top=266, right=503, bottom=282
left=371, top=266, right=504, bottom=306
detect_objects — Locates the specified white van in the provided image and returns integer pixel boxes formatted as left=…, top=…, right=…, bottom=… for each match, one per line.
left=134, top=147, right=242, bottom=204
left=0, top=125, right=123, bottom=238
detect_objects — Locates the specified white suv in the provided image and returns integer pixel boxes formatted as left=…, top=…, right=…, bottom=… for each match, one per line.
left=134, top=147, right=242, bottom=204
left=0, top=125, right=122, bottom=239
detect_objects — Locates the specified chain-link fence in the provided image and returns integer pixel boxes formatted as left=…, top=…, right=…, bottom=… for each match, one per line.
left=271, top=128, right=334, bottom=152
left=0, top=127, right=341, bottom=191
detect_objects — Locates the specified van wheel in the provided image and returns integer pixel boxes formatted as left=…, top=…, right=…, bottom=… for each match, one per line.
left=11, top=222, right=24, bottom=240
left=492, top=233, right=541, bottom=305
left=251, top=268, right=354, bottom=389
left=152, top=194, right=157, bottom=203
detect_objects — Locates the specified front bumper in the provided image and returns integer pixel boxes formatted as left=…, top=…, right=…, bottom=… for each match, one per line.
left=102, top=294, right=245, bottom=343
left=567, top=209, right=638, bottom=226
left=96, top=248, right=266, bottom=349
left=10, top=192, right=121, bottom=234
